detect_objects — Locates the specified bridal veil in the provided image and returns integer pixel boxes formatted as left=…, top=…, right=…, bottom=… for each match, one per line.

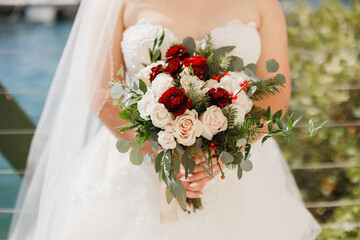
left=9, top=0, right=124, bottom=238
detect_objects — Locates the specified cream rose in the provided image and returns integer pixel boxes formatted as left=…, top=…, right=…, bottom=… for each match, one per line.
left=151, top=73, right=174, bottom=97
left=200, top=106, right=228, bottom=140
left=158, top=131, right=177, bottom=149
left=173, top=109, right=203, bottom=146
left=137, top=89, right=156, bottom=120
left=233, top=91, right=253, bottom=113
left=135, top=60, right=165, bottom=86
left=150, top=103, right=173, bottom=129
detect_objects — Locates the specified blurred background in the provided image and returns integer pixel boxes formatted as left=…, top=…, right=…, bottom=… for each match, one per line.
left=0, top=0, right=359, bottom=239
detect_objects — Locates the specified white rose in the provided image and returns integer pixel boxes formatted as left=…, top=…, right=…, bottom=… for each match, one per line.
left=137, top=89, right=156, bottom=120
left=179, top=67, right=190, bottom=78
left=200, top=106, right=228, bottom=140
left=233, top=91, right=253, bottom=113
left=173, top=109, right=203, bottom=146
left=205, top=79, right=219, bottom=89
left=158, top=131, right=177, bottom=149
left=151, top=73, right=174, bottom=97
left=135, top=61, right=165, bottom=86
left=180, top=75, right=204, bottom=92
left=218, top=73, right=244, bottom=93
left=232, top=104, right=247, bottom=124
left=150, top=103, right=173, bottom=129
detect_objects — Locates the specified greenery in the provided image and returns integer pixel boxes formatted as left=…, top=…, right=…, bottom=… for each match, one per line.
left=278, top=0, right=360, bottom=239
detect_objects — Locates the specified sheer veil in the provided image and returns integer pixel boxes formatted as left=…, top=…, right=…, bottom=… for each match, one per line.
left=9, top=0, right=124, bottom=238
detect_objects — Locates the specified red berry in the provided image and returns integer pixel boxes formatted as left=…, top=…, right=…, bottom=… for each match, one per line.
left=213, top=146, right=217, bottom=150
left=210, top=143, right=215, bottom=147
left=233, top=95, right=238, bottom=100
left=221, top=175, right=225, bottom=180
left=230, top=93, right=234, bottom=96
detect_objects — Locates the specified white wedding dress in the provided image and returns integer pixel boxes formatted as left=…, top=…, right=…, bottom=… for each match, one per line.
left=9, top=16, right=322, bottom=240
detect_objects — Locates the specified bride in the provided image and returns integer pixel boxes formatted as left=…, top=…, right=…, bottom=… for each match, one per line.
left=9, top=0, right=322, bottom=239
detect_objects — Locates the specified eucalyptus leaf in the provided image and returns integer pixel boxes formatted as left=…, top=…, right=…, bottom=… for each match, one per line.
left=266, top=59, right=279, bottom=72
left=130, top=148, right=143, bottom=165
left=236, top=139, right=247, bottom=148
left=182, top=37, right=196, bottom=54
left=246, top=86, right=257, bottom=97
left=227, top=56, right=244, bottom=71
left=175, top=144, right=185, bottom=155
left=200, top=163, right=212, bottom=178
left=174, top=159, right=180, bottom=174
left=155, top=151, right=164, bottom=173
left=220, top=151, right=234, bottom=163
left=110, top=83, right=124, bottom=99
left=240, top=159, right=253, bottom=172
left=166, top=187, right=174, bottom=204
left=132, top=78, right=139, bottom=90
left=163, top=150, right=172, bottom=177
left=158, top=167, right=163, bottom=182
left=213, top=46, right=236, bottom=59
left=116, top=139, right=130, bottom=153
left=237, top=166, right=243, bottom=180
left=149, top=139, right=159, bottom=152
left=274, top=73, right=286, bottom=84
left=144, top=153, right=154, bottom=165
left=244, top=63, right=257, bottom=76
left=196, top=138, right=203, bottom=151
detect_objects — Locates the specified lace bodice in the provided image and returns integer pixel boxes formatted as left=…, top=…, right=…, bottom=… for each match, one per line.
left=121, top=18, right=261, bottom=78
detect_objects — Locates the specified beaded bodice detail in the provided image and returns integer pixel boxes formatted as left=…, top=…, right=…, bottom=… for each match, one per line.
left=121, top=18, right=261, bottom=78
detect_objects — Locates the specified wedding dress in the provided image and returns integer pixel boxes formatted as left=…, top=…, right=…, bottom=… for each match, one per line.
left=9, top=2, right=322, bottom=239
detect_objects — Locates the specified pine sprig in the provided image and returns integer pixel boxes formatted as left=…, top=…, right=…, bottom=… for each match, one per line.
left=249, top=78, right=284, bottom=102
left=226, top=119, right=261, bottom=144
left=249, top=105, right=267, bottom=120
left=222, top=105, right=238, bottom=129
left=188, top=82, right=210, bottom=112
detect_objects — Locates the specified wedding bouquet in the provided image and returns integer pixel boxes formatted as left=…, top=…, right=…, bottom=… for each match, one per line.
left=108, top=31, right=323, bottom=211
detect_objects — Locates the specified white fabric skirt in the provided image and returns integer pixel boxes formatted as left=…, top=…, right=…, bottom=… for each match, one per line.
left=56, top=126, right=321, bottom=240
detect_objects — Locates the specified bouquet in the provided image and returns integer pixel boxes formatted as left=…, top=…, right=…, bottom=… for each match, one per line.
left=108, top=31, right=324, bottom=212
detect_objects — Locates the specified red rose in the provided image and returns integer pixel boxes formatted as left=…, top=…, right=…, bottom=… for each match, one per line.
left=164, top=58, right=183, bottom=79
left=149, top=65, right=164, bottom=83
left=183, top=55, right=208, bottom=77
left=159, top=87, right=192, bottom=116
left=206, top=88, right=233, bottom=108
left=166, top=45, right=188, bottom=61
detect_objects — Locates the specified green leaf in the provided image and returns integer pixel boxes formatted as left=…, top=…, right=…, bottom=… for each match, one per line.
left=117, top=66, right=124, bottom=77
left=244, top=63, right=257, bottom=76
left=245, top=144, right=251, bottom=159
left=155, top=151, right=164, bottom=173
left=166, top=187, right=174, bottom=204
left=182, top=37, right=196, bottom=55
left=110, top=83, right=124, bottom=99
left=138, top=79, right=147, bottom=94
left=175, top=144, right=185, bottom=155
left=237, top=166, right=243, bottom=180
left=132, top=78, right=139, bottom=90
left=227, top=56, right=244, bottom=71
left=308, top=120, right=315, bottom=132
left=196, top=138, right=203, bottom=151
left=144, top=153, right=153, bottom=165
left=240, top=159, right=253, bottom=172
left=149, top=139, right=159, bottom=152
left=213, top=46, right=236, bottom=59
left=273, top=109, right=283, bottom=120
left=200, top=163, right=212, bottom=177
left=163, top=150, right=172, bottom=177
left=130, top=148, right=143, bottom=165
left=276, top=118, right=284, bottom=130
left=182, top=154, right=196, bottom=178
left=158, top=167, right=164, bottom=182
left=153, top=49, right=161, bottom=62
left=116, top=139, right=130, bottom=153
left=220, top=151, right=234, bottom=163
left=119, top=110, right=131, bottom=120
left=274, top=73, right=286, bottom=84
left=261, top=135, right=272, bottom=144
left=236, top=138, right=247, bottom=148
left=268, top=121, right=273, bottom=132
left=246, top=86, right=257, bottom=97
left=174, top=159, right=180, bottom=174
left=265, top=106, right=271, bottom=120
left=266, top=59, right=279, bottom=72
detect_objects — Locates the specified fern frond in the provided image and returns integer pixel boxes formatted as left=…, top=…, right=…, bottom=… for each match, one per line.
left=188, top=82, right=209, bottom=112
left=222, top=105, right=238, bottom=129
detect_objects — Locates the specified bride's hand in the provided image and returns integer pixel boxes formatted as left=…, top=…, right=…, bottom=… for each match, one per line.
left=178, top=156, right=225, bottom=198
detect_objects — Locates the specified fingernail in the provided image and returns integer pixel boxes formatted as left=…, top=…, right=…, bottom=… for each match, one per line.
left=188, top=174, right=193, bottom=177
left=180, top=177, right=189, bottom=182
left=189, top=182, right=198, bottom=187
left=180, top=168, right=185, bottom=174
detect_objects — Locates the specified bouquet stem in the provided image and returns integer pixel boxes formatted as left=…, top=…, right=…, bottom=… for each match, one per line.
left=186, top=198, right=203, bottom=212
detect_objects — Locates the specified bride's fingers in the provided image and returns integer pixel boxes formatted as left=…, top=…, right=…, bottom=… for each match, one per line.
left=192, top=158, right=223, bottom=173
left=183, top=176, right=211, bottom=191
left=185, top=189, right=203, bottom=198
left=188, top=168, right=221, bottom=182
